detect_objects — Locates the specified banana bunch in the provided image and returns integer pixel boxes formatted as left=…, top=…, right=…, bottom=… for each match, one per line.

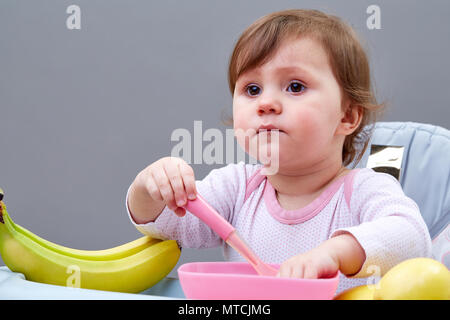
left=0, top=189, right=181, bottom=293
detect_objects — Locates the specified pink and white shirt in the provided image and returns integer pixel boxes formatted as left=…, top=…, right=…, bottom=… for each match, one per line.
left=126, top=162, right=432, bottom=294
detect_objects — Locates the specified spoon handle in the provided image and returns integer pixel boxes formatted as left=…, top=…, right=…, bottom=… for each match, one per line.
left=183, top=193, right=235, bottom=241
left=184, top=194, right=278, bottom=276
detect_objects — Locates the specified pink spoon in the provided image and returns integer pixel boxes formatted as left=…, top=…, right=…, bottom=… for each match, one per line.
left=183, top=194, right=278, bottom=277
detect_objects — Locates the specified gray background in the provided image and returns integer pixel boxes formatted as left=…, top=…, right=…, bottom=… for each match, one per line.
left=1, top=0, right=449, bottom=278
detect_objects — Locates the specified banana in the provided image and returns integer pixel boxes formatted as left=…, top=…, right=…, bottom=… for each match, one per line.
left=4, top=211, right=160, bottom=261
left=0, top=195, right=181, bottom=293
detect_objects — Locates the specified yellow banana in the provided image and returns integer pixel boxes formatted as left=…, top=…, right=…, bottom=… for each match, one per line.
left=0, top=195, right=181, bottom=293
left=3, top=210, right=160, bottom=261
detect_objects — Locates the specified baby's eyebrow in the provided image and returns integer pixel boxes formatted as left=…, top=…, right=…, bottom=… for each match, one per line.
left=274, top=65, right=315, bottom=78
left=237, top=64, right=316, bottom=83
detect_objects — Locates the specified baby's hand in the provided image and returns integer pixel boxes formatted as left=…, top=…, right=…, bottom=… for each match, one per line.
left=276, top=245, right=339, bottom=279
left=136, top=156, right=197, bottom=217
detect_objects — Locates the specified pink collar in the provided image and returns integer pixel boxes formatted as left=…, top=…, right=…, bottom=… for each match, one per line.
left=262, top=172, right=352, bottom=225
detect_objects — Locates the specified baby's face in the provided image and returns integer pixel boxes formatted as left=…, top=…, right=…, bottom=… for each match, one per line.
left=232, top=36, right=348, bottom=173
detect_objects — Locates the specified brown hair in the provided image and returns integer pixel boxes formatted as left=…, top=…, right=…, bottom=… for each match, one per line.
left=222, top=9, right=385, bottom=167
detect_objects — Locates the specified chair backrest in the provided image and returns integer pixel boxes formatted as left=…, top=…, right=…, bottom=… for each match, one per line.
left=354, top=122, right=450, bottom=240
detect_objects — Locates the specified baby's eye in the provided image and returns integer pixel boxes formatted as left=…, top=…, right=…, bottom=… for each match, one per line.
left=246, top=84, right=261, bottom=96
left=287, top=81, right=306, bottom=93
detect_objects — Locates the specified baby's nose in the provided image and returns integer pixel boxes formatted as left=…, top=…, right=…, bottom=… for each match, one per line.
left=257, top=101, right=282, bottom=115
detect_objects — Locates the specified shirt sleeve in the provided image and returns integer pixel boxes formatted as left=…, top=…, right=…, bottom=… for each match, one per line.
left=125, top=161, right=251, bottom=249
left=331, top=169, right=433, bottom=278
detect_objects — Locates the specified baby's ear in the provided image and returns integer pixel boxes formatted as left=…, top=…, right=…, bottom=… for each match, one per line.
left=336, top=102, right=363, bottom=136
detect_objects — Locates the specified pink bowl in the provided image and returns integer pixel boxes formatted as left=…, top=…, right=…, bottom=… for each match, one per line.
left=178, top=262, right=339, bottom=300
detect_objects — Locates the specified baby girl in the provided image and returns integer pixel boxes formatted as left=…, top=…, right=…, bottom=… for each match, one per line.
left=125, top=9, right=432, bottom=293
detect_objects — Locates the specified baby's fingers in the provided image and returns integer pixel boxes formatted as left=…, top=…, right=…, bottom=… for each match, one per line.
left=144, top=173, right=163, bottom=202
left=303, top=265, right=318, bottom=279
left=276, top=263, right=295, bottom=278
left=277, top=259, right=311, bottom=279
left=173, top=207, right=186, bottom=217
left=162, top=159, right=187, bottom=210
left=151, top=165, right=177, bottom=212
left=179, top=163, right=197, bottom=201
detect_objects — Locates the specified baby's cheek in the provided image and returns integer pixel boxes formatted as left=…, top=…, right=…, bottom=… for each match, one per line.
left=232, top=98, right=246, bottom=124
left=233, top=116, right=246, bottom=131
left=294, top=112, right=329, bottom=143
left=233, top=111, right=254, bottom=150
left=296, top=108, right=320, bottom=127
left=234, top=126, right=256, bottom=156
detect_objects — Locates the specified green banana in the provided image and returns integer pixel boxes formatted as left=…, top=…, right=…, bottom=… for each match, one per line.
left=0, top=194, right=181, bottom=293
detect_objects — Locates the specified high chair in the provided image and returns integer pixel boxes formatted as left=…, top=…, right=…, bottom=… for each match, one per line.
left=354, top=121, right=449, bottom=267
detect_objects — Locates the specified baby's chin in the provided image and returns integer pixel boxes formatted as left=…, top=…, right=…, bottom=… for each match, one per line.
left=261, top=150, right=316, bottom=174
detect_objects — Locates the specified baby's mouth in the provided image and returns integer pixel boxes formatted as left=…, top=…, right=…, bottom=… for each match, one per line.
left=256, top=129, right=285, bottom=134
